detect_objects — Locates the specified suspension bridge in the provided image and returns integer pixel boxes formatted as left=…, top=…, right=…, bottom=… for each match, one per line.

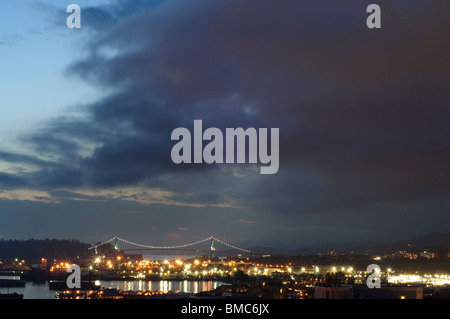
left=89, top=236, right=265, bottom=258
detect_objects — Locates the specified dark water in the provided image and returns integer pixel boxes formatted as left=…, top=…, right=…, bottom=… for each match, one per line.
left=0, top=276, right=225, bottom=299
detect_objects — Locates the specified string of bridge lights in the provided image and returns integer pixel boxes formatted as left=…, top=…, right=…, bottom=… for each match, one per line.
left=213, top=237, right=253, bottom=254
left=88, top=235, right=253, bottom=253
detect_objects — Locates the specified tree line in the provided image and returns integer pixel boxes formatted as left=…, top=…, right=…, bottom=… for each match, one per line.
left=0, top=238, right=92, bottom=264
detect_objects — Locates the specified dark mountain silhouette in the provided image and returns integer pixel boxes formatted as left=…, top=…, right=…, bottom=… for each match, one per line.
left=250, top=232, right=450, bottom=256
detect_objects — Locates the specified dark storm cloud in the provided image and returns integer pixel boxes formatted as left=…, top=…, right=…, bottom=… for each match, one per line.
left=0, top=172, right=27, bottom=188
left=1, top=0, right=449, bottom=244
left=0, top=150, right=48, bottom=167
left=67, top=1, right=449, bottom=204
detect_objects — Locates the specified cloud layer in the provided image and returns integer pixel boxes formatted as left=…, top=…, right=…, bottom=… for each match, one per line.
left=0, top=0, right=449, bottom=246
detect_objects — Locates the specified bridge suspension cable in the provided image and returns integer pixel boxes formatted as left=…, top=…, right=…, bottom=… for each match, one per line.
left=89, top=235, right=254, bottom=254
left=88, top=237, right=117, bottom=250
left=213, top=237, right=253, bottom=254
left=113, top=236, right=213, bottom=250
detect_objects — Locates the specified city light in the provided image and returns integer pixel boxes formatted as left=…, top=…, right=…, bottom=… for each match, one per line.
left=4, top=251, right=448, bottom=300
left=2, top=235, right=447, bottom=300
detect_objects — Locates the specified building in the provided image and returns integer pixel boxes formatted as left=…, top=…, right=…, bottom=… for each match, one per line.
left=314, top=287, right=353, bottom=299
left=219, top=281, right=287, bottom=299
left=353, top=285, right=423, bottom=299
left=314, top=285, right=423, bottom=299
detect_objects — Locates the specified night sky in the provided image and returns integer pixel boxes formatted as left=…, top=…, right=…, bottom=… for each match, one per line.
left=0, top=0, right=449, bottom=249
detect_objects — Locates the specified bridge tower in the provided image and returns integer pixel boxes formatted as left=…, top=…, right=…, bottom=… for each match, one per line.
left=210, top=237, right=215, bottom=259
left=114, top=237, right=119, bottom=250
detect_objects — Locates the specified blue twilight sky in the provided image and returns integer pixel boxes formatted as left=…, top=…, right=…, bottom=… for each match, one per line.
left=0, top=0, right=449, bottom=250
left=0, top=1, right=104, bottom=152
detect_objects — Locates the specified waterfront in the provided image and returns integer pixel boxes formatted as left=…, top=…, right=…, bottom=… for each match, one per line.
left=0, top=278, right=226, bottom=299
left=1, top=236, right=449, bottom=299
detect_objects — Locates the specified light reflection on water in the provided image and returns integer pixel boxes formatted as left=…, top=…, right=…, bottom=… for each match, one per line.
left=99, top=280, right=223, bottom=294
left=0, top=280, right=224, bottom=299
